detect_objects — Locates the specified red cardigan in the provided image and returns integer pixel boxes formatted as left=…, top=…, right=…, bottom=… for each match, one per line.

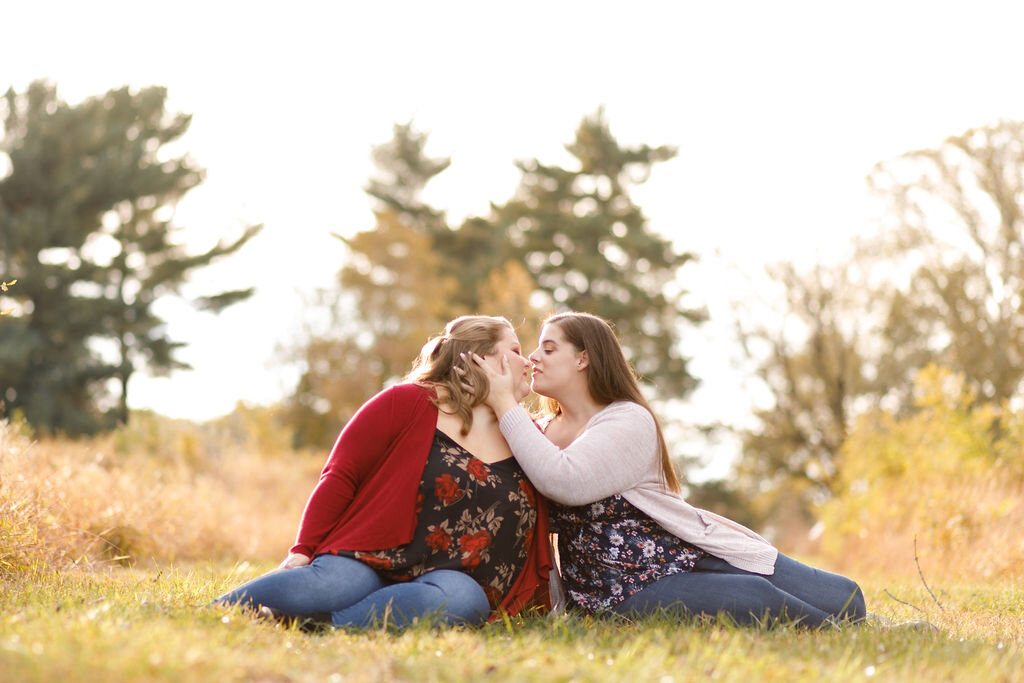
left=290, top=382, right=552, bottom=617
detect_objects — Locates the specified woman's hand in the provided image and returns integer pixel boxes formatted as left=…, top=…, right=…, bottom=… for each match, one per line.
left=464, top=352, right=519, bottom=419
left=279, top=552, right=311, bottom=570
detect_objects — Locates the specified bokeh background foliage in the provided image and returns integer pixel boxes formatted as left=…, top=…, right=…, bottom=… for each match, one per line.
left=2, top=80, right=1024, bottom=584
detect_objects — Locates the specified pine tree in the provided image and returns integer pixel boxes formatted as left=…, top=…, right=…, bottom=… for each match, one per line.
left=364, top=121, right=450, bottom=240
left=490, top=108, right=705, bottom=397
left=0, top=81, right=260, bottom=433
left=287, top=124, right=457, bottom=446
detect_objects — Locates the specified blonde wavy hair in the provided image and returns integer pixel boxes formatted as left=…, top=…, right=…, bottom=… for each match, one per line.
left=405, top=315, right=515, bottom=435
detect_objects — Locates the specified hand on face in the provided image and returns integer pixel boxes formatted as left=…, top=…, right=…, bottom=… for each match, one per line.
left=463, top=335, right=530, bottom=417
left=465, top=351, right=512, bottom=404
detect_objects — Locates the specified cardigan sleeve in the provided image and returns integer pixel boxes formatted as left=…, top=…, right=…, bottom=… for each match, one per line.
left=289, top=386, right=408, bottom=557
left=497, top=402, right=659, bottom=506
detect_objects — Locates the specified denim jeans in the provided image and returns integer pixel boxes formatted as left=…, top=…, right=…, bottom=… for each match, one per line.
left=212, top=553, right=490, bottom=629
left=611, top=554, right=866, bottom=628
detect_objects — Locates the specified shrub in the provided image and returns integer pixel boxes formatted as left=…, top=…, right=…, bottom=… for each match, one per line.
left=819, top=365, right=1024, bottom=580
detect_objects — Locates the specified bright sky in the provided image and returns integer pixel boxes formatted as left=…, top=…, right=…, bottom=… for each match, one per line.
left=4, top=2, right=1024, bottom=463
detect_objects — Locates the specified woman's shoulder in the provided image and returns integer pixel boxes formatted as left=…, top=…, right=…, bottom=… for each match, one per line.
left=398, top=381, right=437, bottom=396
left=590, top=402, right=657, bottom=440
left=596, top=401, right=655, bottom=424
left=371, top=382, right=437, bottom=406
left=352, top=383, right=439, bottom=428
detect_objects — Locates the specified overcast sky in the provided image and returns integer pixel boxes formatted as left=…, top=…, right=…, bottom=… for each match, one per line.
left=4, top=2, right=1024, bottom=468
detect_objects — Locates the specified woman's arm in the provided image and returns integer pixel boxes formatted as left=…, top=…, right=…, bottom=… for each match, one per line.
left=498, top=402, right=659, bottom=506
left=288, top=386, right=407, bottom=557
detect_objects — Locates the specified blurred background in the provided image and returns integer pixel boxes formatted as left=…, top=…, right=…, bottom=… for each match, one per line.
left=3, top=1, right=1024, bottom=579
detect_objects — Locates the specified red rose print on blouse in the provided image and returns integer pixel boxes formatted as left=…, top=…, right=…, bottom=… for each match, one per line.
left=425, top=525, right=452, bottom=551
left=460, top=529, right=492, bottom=553
left=459, top=529, right=493, bottom=568
left=343, top=430, right=538, bottom=610
left=466, top=458, right=489, bottom=483
left=434, top=473, right=464, bottom=505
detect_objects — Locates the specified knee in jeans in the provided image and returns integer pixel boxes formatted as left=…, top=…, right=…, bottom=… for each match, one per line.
left=418, top=569, right=469, bottom=591
left=844, top=582, right=867, bottom=618
left=749, top=576, right=779, bottom=597
left=418, top=570, right=488, bottom=621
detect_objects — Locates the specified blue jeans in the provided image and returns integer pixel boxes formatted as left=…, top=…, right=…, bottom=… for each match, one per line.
left=611, top=554, right=866, bottom=628
left=212, top=554, right=490, bottom=629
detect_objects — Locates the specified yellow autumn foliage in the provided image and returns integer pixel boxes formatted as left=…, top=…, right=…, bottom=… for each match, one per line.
left=819, top=365, right=1024, bottom=580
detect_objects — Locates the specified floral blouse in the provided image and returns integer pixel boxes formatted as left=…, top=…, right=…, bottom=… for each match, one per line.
left=551, top=494, right=705, bottom=613
left=336, top=430, right=539, bottom=608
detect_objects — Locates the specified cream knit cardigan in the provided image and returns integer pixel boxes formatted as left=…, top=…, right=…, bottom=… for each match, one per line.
left=499, top=401, right=779, bottom=575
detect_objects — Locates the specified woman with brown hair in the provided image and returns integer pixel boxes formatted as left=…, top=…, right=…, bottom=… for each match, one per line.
left=470, top=311, right=864, bottom=628
left=214, top=315, right=551, bottom=629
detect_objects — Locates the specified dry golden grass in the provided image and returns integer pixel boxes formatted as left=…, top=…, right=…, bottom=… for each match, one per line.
left=817, top=475, right=1024, bottom=586
left=4, top=401, right=1023, bottom=589
left=0, top=413, right=324, bottom=577
left=5, top=377, right=1024, bottom=588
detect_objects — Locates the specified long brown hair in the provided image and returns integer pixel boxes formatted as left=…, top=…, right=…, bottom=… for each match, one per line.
left=540, top=312, right=682, bottom=493
left=406, top=315, right=514, bottom=435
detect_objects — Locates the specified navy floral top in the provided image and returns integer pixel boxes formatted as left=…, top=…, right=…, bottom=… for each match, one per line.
left=336, top=430, right=539, bottom=609
left=551, top=494, right=705, bottom=613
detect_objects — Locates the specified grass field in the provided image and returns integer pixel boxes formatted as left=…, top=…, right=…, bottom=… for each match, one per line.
left=2, top=416, right=1023, bottom=681
left=2, top=563, right=1022, bottom=682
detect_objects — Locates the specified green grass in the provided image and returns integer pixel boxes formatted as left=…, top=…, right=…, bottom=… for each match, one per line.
left=2, top=563, right=1023, bottom=682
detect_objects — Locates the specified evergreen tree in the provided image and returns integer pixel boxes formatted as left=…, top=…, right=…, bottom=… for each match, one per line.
left=490, top=108, right=705, bottom=398
left=0, top=81, right=260, bottom=433
left=364, top=122, right=518, bottom=314
left=287, top=124, right=458, bottom=446
left=364, top=121, right=450, bottom=240
left=286, top=113, right=701, bottom=444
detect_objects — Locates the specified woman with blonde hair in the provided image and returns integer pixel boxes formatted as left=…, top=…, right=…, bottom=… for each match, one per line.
left=214, top=315, right=551, bottom=628
left=471, top=311, right=864, bottom=628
